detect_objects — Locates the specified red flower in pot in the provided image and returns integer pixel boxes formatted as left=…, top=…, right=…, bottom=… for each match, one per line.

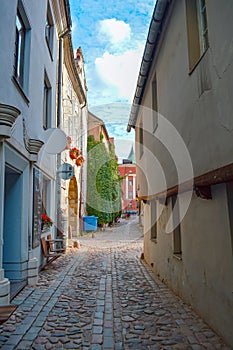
left=76, top=155, right=85, bottom=166
left=41, top=214, right=53, bottom=230
left=69, top=147, right=81, bottom=160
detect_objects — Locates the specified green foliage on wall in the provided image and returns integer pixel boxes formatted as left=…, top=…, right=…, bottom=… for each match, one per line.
left=87, top=135, right=122, bottom=226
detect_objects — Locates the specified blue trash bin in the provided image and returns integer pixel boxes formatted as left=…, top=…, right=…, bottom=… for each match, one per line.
left=83, top=216, right=98, bottom=231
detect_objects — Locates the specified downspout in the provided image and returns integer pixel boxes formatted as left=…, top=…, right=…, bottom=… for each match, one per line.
left=0, top=141, right=5, bottom=271
left=78, top=102, right=87, bottom=234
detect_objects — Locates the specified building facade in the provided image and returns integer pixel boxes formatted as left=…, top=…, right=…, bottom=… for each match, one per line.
left=128, top=0, right=233, bottom=346
left=118, top=164, right=138, bottom=214
left=59, top=42, right=88, bottom=242
left=88, top=112, right=111, bottom=149
left=0, top=0, right=72, bottom=303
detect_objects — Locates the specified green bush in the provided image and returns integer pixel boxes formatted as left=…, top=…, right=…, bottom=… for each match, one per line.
left=87, top=135, right=122, bottom=225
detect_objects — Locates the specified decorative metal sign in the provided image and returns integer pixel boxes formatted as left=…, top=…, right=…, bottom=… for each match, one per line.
left=57, top=163, right=74, bottom=180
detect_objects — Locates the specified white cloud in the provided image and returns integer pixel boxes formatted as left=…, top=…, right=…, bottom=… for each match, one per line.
left=98, top=18, right=131, bottom=45
left=95, top=45, right=144, bottom=102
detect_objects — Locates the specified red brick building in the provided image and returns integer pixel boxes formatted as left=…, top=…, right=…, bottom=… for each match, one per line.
left=118, top=163, right=138, bottom=214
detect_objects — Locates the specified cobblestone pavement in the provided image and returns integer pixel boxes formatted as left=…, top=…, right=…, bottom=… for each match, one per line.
left=0, top=217, right=231, bottom=350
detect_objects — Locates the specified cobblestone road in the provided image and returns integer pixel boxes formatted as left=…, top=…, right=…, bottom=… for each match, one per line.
left=0, top=217, right=231, bottom=350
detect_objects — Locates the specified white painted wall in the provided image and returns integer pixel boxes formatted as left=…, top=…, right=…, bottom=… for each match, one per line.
left=0, top=0, right=58, bottom=144
left=135, top=0, right=233, bottom=346
left=0, top=0, right=62, bottom=294
left=137, top=0, right=233, bottom=194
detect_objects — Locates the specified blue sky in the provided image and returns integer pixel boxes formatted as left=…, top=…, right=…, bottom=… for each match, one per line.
left=69, top=0, right=156, bottom=160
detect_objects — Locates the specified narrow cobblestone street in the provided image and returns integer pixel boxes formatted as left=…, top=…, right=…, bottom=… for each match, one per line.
left=0, top=217, right=230, bottom=350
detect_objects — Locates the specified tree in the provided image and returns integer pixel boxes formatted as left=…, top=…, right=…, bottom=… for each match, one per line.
left=86, top=135, right=122, bottom=226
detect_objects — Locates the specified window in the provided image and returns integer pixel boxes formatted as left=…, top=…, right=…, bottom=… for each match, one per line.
left=226, top=182, right=233, bottom=256
left=43, top=72, right=51, bottom=129
left=197, top=0, right=208, bottom=52
left=45, top=1, right=54, bottom=55
left=14, top=12, right=25, bottom=85
left=42, top=176, right=50, bottom=216
left=150, top=200, right=157, bottom=241
left=129, top=180, right=133, bottom=186
left=67, top=79, right=72, bottom=99
left=128, top=191, right=133, bottom=198
left=32, top=170, right=51, bottom=247
left=41, top=175, right=52, bottom=229
left=171, top=195, right=182, bottom=256
left=74, top=99, right=79, bottom=113
left=14, top=2, right=30, bottom=93
left=139, top=121, right=144, bottom=159
left=152, top=75, right=158, bottom=132
left=186, top=0, right=209, bottom=71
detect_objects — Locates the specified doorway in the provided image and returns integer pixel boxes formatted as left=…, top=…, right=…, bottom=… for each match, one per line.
left=3, top=165, right=25, bottom=287
left=68, top=175, right=78, bottom=238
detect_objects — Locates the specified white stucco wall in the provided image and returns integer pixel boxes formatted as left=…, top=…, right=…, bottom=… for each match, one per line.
left=144, top=185, right=233, bottom=346
left=0, top=0, right=62, bottom=288
left=137, top=0, right=233, bottom=195
left=136, top=0, right=233, bottom=346
left=0, top=0, right=58, bottom=145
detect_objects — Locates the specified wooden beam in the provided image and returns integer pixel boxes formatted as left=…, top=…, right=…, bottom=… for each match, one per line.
left=194, top=185, right=212, bottom=200
left=137, top=162, right=233, bottom=202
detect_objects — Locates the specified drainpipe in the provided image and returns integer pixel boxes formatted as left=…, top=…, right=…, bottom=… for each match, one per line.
left=79, top=103, right=87, bottom=235
left=0, top=141, right=5, bottom=270
left=0, top=141, right=10, bottom=304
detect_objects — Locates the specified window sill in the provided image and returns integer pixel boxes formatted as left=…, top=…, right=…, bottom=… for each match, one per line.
left=150, top=238, right=157, bottom=244
left=173, top=253, right=182, bottom=261
left=12, top=76, right=29, bottom=105
left=46, top=39, right=54, bottom=61
left=188, top=47, right=209, bottom=75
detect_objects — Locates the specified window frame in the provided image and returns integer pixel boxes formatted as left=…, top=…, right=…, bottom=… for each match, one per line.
left=197, top=0, right=209, bottom=54
left=226, top=182, right=233, bottom=256
left=45, top=1, right=54, bottom=57
left=14, top=11, right=25, bottom=86
left=128, top=191, right=133, bottom=199
left=43, top=71, right=52, bottom=130
left=186, top=0, right=209, bottom=73
left=139, top=120, right=144, bottom=159
left=42, top=175, right=51, bottom=217
left=171, top=195, right=182, bottom=258
left=67, top=78, right=72, bottom=99
left=152, top=75, right=158, bottom=133
left=150, top=200, right=157, bottom=242
left=13, top=1, right=31, bottom=97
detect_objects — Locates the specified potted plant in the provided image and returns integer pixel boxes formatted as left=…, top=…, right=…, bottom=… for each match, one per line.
left=41, top=214, right=53, bottom=231
left=76, top=155, right=85, bottom=166
left=69, top=147, right=81, bottom=160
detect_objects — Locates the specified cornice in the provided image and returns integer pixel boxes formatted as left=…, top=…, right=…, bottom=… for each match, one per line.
left=63, top=35, right=86, bottom=105
left=0, top=103, right=21, bottom=138
left=23, top=118, right=44, bottom=162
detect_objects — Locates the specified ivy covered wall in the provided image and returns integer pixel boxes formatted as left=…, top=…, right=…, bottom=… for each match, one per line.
left=86, top=135, right=122, bottom=226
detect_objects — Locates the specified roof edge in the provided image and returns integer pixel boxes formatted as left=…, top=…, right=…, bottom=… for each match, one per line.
left=127, top=0, right=172, bottom=131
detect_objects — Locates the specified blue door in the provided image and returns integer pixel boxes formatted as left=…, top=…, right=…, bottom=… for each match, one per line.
left=3, top=165, right=24, bottom=282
